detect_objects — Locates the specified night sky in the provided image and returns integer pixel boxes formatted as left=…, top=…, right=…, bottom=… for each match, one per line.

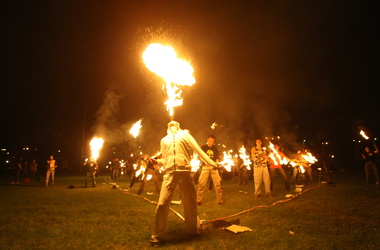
left=1, top=1, right=379, bottom=164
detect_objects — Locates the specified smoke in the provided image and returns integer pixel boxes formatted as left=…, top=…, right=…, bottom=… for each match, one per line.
left=91, top=90, right=127, bottom=144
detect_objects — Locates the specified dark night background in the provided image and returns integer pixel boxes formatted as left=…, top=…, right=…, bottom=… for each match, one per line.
left=1, top=0, right=379, bottom=171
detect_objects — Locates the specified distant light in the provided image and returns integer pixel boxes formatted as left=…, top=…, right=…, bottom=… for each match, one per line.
left=58, top=150, right=61, bottom=153
left=1, top=148, right=6, bottom=151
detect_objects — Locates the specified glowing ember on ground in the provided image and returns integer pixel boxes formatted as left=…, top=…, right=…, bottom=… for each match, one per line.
left=142, top=43, right=196, bottom=117
left=130, top=119, right=143, bottom=138
left=89, top=137, right=104, bottom=161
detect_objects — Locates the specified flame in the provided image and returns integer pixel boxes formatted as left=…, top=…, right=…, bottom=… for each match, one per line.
left=190, top=153, right=201, bottom=172
left=146, top=174, right=153, bottom=181
left=299, top=165, right=305, bottom=173
left=130, top=119, right=143, bottom=138
left=211, top=122, right=218, bottom=130
left=301, top=152, right=318, bottom=164
left=268, top=143, right=280, bottom=165
left=89, top=137, right=104, bottom=161
left=142, top=43, right=196, bottom=117
left=360, top=130, right=369, bottom=140
left=219, top=151, right=234, bottom=172
left=239, top=145, right=252, bottom=170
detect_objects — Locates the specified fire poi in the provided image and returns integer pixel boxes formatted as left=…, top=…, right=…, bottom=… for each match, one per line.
left=142, top=43, right=195, bottom=118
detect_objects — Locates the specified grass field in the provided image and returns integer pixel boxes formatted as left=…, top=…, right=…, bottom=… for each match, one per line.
left=0, top=168, right=379, bottom=249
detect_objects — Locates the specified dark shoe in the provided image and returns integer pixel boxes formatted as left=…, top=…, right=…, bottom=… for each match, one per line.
left=218, top=202, right=224, bottom=205
left=266, top=194, right=273, bottom=198
left=197, top=202, right=202, bottom=206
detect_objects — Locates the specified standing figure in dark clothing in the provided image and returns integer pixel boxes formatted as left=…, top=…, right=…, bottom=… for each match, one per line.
left=362, top=145, right=379, bottom=185
left=111, top=157, right=121, bottom=182
left=84, top=157, right=98, bottom=187
left=196, top=135, right=223, bottom=205
left=137, top=154, right=161, bottom=195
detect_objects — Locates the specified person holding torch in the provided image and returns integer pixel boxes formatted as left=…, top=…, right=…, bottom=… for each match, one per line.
left=150, top=121, right=217, bottom=246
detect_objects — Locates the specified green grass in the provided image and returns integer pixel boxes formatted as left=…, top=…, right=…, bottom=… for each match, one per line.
left=0, top=170, right=379, bottom=249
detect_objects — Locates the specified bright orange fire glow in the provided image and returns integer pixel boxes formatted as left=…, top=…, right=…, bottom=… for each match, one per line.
left=89, top=137, right=104, bottom=161
left=219, top=151, right=234, bottom=172
left=190, top=153, right=201, bottom=172
left=130, top=119, right=143, bottom=138
left=142, top=43, right=196, bottom=117
left=360, top=130, right=369, bottom=140
left=239, top=146, right=252, bottom=170
left=301, top=152, right=318, bottom=164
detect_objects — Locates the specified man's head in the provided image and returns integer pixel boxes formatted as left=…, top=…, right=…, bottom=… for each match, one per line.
left=207, top=135, right=215, bottom=146
left=167, top=121, right=180, bottom=134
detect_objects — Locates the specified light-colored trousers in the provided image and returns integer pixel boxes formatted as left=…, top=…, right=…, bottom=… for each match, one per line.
left=254, top=166, right=271, bottom=195
left=46, top=169, right=55, bottom=186
left=152, top=171, right=198, bottom=240
left=197, top=166, right=223, bottom=204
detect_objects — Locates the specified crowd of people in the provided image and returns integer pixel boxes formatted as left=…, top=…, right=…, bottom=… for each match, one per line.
left=6, top=121, right=379, bottom=246
left=5, top=124, right=380, bottom=248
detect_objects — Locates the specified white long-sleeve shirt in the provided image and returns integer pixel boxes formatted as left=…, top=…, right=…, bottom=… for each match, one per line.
left=158, top=129, right=216, bottom=173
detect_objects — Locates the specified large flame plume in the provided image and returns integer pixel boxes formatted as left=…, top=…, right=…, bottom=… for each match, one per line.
left=142, top=43, right=196, bottom=117
left=89, top=137, right=104, bottom=161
